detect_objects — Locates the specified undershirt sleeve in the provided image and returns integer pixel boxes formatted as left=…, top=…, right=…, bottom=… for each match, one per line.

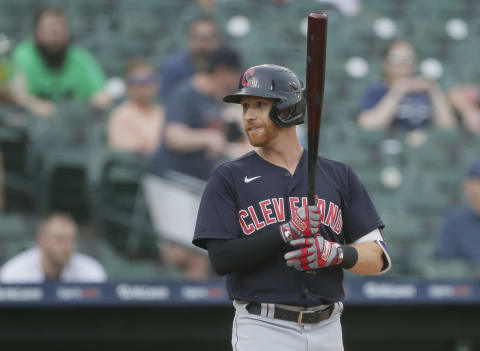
left=206, top=228, right=284, bottom=276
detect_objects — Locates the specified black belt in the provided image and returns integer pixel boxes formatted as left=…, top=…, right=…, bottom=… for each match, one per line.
left=246, top=302, right=334, bottom=325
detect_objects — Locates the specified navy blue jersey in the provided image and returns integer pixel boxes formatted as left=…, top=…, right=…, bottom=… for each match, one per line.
left=193, top=150, right=384, bottom=306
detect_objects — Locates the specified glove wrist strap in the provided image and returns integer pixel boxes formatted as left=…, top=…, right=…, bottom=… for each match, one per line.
left=339, top=245, right=358, bottom=269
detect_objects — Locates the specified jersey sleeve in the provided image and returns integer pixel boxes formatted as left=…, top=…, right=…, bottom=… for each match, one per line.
left=343, top=166, right=384, bottom=244
left=193, top=167, right=241, bottom=249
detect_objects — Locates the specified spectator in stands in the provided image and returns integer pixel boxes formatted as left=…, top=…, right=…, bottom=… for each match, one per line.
left=160, top=15, right=222, bottom=102
left=436, top=160, right=480, bottom=274
left=357, top=39, right=456, bottom=145
left=151, top=45, right=244, bottom=181
left=107, top=59, right=165, bottom=154
left=0, top=37, right=15, bottom=105
left=0, top=213, right=106, bottom=283
left=10, top=7, right=111, bottom=117
left=146, top=46, right=244, bottom=281
left=448, top=84, right=480, bottom=134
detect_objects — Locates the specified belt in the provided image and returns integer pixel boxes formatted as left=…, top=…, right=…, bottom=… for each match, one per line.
left=246, top=302, right=334, bottom=325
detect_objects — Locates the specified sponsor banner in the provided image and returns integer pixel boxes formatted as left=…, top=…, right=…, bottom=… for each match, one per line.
left=0, top=286, right=43, bottom=301
left=0, top=279, right=478, bottom=306
left=56, top=286, right=101, bottom=301
left=344, top=279, right=479, bottom=305
left=115, top=284, right=170, bottom=301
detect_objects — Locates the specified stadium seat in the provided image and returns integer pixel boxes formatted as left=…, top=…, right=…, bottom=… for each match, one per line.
left=0, top=212, right=33, bottom=264
left=77, top=235, right=170, bottom=280
left=27, top=103, right=104, bottom=218
left=0, top=108, right=37, bottom=209
left=88, top=149, right=155, bottom=256
left=423, top=259, right=472, bottom=280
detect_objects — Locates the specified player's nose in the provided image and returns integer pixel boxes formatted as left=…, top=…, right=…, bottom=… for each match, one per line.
left=243, top=108, right=258, bottom=122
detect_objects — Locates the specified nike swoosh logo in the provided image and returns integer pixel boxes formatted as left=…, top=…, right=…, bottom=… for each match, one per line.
left=244, top=176, right=262, bottom=183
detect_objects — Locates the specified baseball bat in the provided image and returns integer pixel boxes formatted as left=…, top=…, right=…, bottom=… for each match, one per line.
left=306, top=13, right=327, bottom=206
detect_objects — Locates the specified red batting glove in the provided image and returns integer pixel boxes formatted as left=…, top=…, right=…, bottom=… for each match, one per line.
left=279, top=205, right=320, bottom=243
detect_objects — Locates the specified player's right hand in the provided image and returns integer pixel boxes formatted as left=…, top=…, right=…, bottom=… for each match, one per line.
left=279, top=206, right=320, bottom=243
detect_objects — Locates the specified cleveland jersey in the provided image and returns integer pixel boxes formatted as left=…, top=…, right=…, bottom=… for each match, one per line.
left=193, top=150, right=384, bottom=306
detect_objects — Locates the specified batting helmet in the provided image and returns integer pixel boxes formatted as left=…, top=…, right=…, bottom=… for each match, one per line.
left=223, top=64, right=306, bottom=128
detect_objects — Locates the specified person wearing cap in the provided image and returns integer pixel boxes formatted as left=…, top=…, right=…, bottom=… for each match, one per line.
left=436, top=160, right=480, bottom=272
left=150, top=45, right=245, bottom=181
left=146, top=46, right=248, bottom=281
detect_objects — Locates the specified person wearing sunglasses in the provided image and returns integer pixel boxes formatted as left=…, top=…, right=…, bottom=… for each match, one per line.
left=107, top=58, right=165, bottom=154
left=358, top=39, right=456, bottom=143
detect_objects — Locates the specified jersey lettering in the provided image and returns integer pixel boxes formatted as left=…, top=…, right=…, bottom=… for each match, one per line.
left=238, top=197, right=342, bottom=236
left=259, top=200, right=277, bottom=225
left=324, top=203, right=339, bottom=228
left=238, top=209, right=255, bottom=235
left=316, top=198, right=326, bottom=223
left=333, top=209, right=343, bottom=234
left=289, top=197, right=300, bottom=218
left=301, top=197, right=308, bottom=208
left=248, top=205, right=265, bottom=230
left=272, top=198, right=285, bottom=222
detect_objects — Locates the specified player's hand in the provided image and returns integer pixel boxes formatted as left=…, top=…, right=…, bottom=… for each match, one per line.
left=284, top=236, right=343, bottom=271
left=279, top=206, right=320, bottom=243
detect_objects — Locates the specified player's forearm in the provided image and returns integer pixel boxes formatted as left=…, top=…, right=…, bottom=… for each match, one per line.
left=206, top=229, right=283, bottom=276
left=346, top=241, right=384, bottom=275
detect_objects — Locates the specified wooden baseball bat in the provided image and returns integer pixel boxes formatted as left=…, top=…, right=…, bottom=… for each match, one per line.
left=306, top=13, right=327, bottom=206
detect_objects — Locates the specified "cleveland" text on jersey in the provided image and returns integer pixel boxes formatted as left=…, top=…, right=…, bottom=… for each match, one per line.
left=238, top=197, right=343, bottom=236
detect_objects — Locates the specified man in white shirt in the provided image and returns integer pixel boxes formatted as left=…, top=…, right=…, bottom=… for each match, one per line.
left=0, top=213, right=106, bottom=283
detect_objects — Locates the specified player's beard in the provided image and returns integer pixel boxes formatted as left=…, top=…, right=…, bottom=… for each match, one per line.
left=246, top=121, right=281, bottom=147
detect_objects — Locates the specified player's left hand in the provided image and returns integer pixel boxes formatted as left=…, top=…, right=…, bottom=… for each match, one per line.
left=284, top=236, right=344, bottom=271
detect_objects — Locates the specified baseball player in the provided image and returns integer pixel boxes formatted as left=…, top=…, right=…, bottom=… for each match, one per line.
left=193, top=64, right=391, bottom=351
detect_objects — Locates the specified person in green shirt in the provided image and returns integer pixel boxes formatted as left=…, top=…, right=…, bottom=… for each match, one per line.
left=11, top=7, right=112, bottom=117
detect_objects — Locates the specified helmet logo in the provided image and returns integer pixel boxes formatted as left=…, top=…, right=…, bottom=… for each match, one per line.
left=241, top=69, right=256, bottom=87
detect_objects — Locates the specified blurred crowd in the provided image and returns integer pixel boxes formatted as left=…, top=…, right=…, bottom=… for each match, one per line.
left=0, top=1, right=479, bottom=282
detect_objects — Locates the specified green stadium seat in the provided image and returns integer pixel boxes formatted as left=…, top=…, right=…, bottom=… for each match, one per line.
left=0, top=212, right=33, bottom=263
left=27, top=103, right=100, bottom=217
left=423, top=260, right=471, bottom=280
left=77, top=235, right=170, bottom=280
left=0, top=108, right=38, bottom=208
left=362, top=0, right=400, bottom=16
left=88, top=150, right=154, bottom=256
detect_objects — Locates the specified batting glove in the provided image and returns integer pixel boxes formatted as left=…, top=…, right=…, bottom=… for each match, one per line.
left=284, top=236, right=343, bottom=271
left=279, top=206, right=320, bottom=243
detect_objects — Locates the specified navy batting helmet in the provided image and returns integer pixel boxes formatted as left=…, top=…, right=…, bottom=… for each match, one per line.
left=223, top=64, right=306, bottom=128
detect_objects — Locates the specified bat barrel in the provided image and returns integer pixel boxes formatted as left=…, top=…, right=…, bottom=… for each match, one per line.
left=306, top=13, right=327, bottom=206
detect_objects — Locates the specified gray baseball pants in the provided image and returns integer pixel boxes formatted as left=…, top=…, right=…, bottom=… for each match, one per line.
left=232, top=300, right=344, bottom=351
